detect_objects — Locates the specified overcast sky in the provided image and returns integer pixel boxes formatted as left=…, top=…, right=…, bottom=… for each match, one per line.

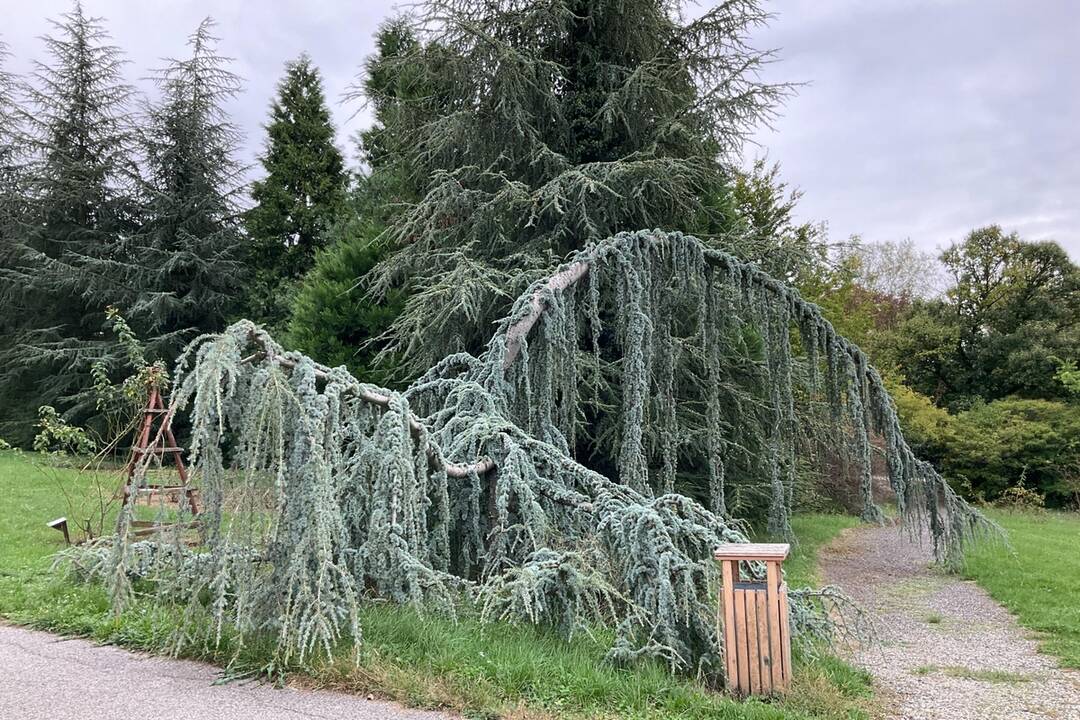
left=2, top=0, right=1077, bottom=259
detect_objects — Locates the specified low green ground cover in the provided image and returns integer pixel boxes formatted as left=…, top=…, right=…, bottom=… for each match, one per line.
left=962, top=508, right=1080, bottom=669
left=0, top=450, right=872, bottom=719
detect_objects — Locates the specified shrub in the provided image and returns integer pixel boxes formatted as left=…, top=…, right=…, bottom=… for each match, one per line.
left=994, top=479, right=1046, bottom=511
left=943, top=398, right=1080, bottom=507
left=886, top=379, right=956, bottom=466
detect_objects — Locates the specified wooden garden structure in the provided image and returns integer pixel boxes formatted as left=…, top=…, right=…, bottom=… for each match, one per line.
left=122, top=380, right=199, bottom=536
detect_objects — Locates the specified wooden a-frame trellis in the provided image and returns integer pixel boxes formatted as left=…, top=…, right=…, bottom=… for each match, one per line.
left=122, top=376, right=199, bottom=536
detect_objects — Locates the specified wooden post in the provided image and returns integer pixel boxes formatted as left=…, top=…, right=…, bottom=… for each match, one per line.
left=715, top=543, right=791, bottom=696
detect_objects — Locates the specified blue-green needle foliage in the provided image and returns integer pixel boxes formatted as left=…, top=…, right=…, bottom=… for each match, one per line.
left=78, top=231, right=987, bottom=685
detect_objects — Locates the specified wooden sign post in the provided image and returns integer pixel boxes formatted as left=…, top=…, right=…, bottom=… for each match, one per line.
left=715, top=543, right=792, bottom=696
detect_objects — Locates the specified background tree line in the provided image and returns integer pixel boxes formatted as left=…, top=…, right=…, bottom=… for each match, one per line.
left=1, top=0, right=1076, bottom=509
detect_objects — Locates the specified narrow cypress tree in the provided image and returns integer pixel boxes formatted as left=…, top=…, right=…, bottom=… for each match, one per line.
left=245, top=53, right=347, bottom=331
left=131, top=18, right=245, bottom=358
left=0, top=4, right=138, bottom=440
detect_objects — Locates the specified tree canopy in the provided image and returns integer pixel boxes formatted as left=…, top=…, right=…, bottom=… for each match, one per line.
left=886, top=226, right=1079, bottom=409
left=361, top=0, right=788, bottom=373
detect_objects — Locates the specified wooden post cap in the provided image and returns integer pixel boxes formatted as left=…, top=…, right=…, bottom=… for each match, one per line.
left=714, top=543, right=790, bottom=562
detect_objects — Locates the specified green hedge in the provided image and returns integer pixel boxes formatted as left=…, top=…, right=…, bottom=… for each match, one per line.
left=946, top=398, right=1079, bottom=506
left=892, top=388, right=1080, bottom=507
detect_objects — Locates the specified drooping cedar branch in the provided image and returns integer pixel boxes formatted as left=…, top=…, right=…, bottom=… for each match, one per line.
left=88, top=230, right=988, bottom=682
left=239, top=340, right=495, bottom=477
left=503, top=260, right=590, bottom=368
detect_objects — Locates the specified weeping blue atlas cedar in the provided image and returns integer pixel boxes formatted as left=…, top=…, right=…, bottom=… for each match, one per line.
left=76, top=230, right=987, bottom=683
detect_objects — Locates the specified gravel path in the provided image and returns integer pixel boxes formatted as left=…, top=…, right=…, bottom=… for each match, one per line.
left=819, top=523, right=1080, bottom=720
left=0, top=623, right=453, bottom=720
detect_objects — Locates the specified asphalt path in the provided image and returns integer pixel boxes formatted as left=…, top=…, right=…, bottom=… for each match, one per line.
left=0, top=623, right=452, bottom=720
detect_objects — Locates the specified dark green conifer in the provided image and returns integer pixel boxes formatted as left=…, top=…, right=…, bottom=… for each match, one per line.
left=363, top=0, right=787, bottom=373
left=0, top=4, right=138, bottom=439
left=245, top=53, right=347, bottom=331
left=0, top=39, right=27, bottom=440
left=0, top=39, right=19, bottom=219
left=132, top=18, right=245, bottom=357
left=0, top=38, right=23, bottom=261
left=286, top=179, right=403, bottom=385
left=285, top=20, right=434, bottom=381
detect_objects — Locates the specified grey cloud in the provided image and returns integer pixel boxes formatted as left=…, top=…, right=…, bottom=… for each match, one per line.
left=749, top=0, right=1080, bottom=258
left=2, top=0, right=1075, bottom=259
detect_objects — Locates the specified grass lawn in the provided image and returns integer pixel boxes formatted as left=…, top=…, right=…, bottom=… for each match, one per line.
left=962, top=508, right=1080, bottom=669
left=785, top=515, right=861, bottom=587
left=0, top=450, right=873, bottom=719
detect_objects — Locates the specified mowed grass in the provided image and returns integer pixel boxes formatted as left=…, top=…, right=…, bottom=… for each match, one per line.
left=784, top=515, right=862, bottom=587
left=0, top=450, right=874, bottom=719
left=962, top=508, right=1080, bottom=669
left=0, top=452, right=117, bottom=618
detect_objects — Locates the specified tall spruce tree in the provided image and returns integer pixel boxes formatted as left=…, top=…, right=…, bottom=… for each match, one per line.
left=0, top=4, right=138, bottom=441
left=363, top=0, right=786, bottom=373
left=245, top=53, right=346, bottom=331
left=0, top=39, right=19, bottom=221
left=285, top=20, right=436, bottom=381
left=0, top=39, right=23, bottom=262
left=0, top=39, right=26, bottom=441
left=131, top=18, right=245, bottom=358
